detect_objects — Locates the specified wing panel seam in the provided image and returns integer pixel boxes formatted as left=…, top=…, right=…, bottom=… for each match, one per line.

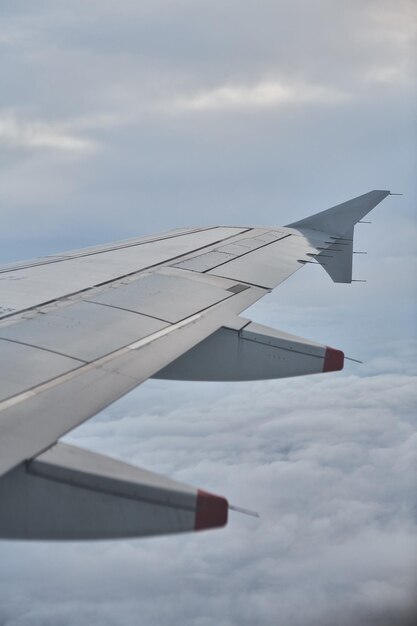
left=0, top=336, right=87, bottom=364
left=203, top=233, right=292, bottom=273
left=0, top=312, right=206, bottom=411
left=0, top=226, right=235, bottom=274
left=239, top=334, right=325, bottom=359
left=0, top=229, right=253, bottom=321
left=83, top=299, right=171, bottom=324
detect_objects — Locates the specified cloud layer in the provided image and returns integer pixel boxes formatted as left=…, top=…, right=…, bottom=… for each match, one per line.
left=0, top=362, right=416, bottom=625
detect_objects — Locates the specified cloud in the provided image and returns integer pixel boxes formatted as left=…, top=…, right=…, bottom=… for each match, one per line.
left=0, top=360, right=416, bottom=626
left=364, top=63, right=412, bottom=85
left=0, top=111, right=124, bottom=154
left=366, top=0, right=417, bottom=50
left=174, top=80, right=350, bottom=112
left=0, top=112, right=98, bottom=152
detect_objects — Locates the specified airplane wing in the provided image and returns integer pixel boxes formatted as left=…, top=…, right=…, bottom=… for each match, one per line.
left=0, top=190, right=391, bottom=539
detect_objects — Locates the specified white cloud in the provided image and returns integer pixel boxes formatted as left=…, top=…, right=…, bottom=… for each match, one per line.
left=175, top=80, right=350, bottom=112
left=367, top=0, right=417, bottom=50
left=0, top=112, right=101, bottom=152
left=364, top=63, right=411, bottom=85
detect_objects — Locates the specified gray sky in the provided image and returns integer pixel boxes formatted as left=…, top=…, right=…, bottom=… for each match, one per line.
left=0, top=1, right=416, bottom=625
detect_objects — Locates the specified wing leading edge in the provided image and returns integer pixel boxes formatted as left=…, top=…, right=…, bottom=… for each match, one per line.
left=0, top=190, right=392, bottom=539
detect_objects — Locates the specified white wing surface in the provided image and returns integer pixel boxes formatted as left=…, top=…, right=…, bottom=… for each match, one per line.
left=0, top=191, right=391, bottom=539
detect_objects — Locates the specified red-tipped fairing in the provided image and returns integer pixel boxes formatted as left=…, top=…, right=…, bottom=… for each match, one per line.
left=323, top=347, right=345, bottom=372
left=195, top=490, right=229, bottom=531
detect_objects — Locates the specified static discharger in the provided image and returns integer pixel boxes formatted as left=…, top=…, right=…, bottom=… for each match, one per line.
left=345, top=356, right=364, bottom=364
left=229, top=504, right=260, bottom=519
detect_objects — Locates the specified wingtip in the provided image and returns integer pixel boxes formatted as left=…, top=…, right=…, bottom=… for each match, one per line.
left=374, top=189, right=404, bottom=198
left=370, top=189, right=391, bottom=197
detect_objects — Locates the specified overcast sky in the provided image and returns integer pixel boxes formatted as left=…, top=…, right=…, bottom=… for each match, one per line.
left=0, top=1, right=416, bottom=625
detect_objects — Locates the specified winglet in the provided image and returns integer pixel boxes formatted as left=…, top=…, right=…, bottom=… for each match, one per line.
left=286, top=190, right=390, bottom=237
left=287, top=190, right=392, bottom=283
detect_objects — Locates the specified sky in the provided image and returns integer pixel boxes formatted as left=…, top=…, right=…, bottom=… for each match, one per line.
left=0, top=1, right=416, bottom=625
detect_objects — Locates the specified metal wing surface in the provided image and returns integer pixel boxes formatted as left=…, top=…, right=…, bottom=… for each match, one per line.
left=0, top=191, right=391, bottom=539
